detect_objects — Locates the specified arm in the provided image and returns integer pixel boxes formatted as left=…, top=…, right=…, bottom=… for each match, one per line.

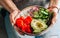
left=0, top=0, right=19, bottom=13
left=49, top=0, right=58, bottom=6
left=48, top=0, right=58, bottom=9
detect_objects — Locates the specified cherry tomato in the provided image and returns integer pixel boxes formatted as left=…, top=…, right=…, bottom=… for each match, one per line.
left=19, top=16, right=24, bottom=20
left=24, top=16, right=32, bottom=25
left=22, top=25, right=25, bottom=32
left=15, top=18, right=23, bottom=29
left=26, top=25, right=32, bottom=33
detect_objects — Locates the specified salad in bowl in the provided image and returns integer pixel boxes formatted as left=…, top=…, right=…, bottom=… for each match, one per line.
left=12, top=5, right=57, bottom=36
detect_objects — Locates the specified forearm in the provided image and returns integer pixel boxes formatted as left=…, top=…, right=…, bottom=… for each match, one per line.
left=0, top=0, right=19, bottom=13
left=50, top=0, right=58, bottom=6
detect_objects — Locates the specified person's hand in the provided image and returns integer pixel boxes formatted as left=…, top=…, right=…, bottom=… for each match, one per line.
left=9, top=10, right=19, bottom=25
left=48, top=6, right=58, bottom=24
left=47, top=0, right=58, bottom=24
left=9, top=10, right=25, bottom=35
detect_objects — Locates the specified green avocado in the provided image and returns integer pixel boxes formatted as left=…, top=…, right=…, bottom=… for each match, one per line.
left=31, top=19, right=48, bottom=33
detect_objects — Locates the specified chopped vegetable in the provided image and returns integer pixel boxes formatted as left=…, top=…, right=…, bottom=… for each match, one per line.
left=31, top=19, right=48, bottom=33
left=15, top=17, right=24, bottom=29
left=24, top=16, right=32, bottom=25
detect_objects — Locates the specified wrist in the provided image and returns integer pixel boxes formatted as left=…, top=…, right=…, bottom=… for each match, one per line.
left=10, top=9, right=19, bottom=13
left=10, top=9, right=20, bottom=14
left=48, top=6, right=59, bottom=14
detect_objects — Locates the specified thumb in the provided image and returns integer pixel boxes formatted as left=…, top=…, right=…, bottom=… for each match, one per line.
left=10, top=10, right=19, bottom=25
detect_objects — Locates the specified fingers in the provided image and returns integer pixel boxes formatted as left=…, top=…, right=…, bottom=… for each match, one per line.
left=9, top=14, right=14, bottom=25
left=10, top=10, right=19, bottom=25
left=51, top=12, right=57, bottom=24
left=14, top=10, right=21, bottom=22
left=48, top=7, right=58, bottom=24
